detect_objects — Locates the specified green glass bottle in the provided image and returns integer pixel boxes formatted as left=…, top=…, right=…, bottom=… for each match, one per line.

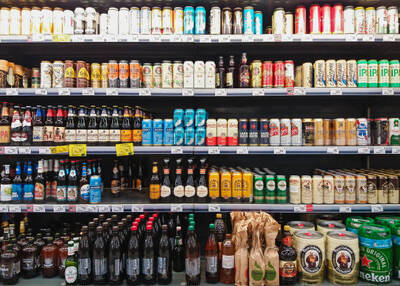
left=64, top=241, right=78, bottom=285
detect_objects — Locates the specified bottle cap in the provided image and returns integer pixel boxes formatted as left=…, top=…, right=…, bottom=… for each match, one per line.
left=146, top=225, right=152, bottom=231
left=209, top=224, right=215, bottom=229
left=131, top=226, right=137, bottom=231
left=188, top=225, right=194, bottom=231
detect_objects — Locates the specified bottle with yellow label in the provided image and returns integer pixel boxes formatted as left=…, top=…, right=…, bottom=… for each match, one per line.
left=208, top=168, right=220, bottom=202
left=220, top=169, right=232, bottom=202
left=149, top=161, right=160, bottom=202
left=231, top=169, right=242, bottom=202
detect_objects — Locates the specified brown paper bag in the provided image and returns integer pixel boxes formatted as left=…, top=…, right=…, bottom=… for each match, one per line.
left=264, top=221, right=280, bottom=286
left=234, top=222, right=249, bottom=286
left=249, top=222, right=265, bottom=286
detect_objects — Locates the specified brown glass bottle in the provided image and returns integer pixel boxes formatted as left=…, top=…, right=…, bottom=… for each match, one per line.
left=110, top=160, right=121, bottom=197
left=225, top=55, right=235, bottom=88
left=93, top=226, right=107, bottom=284
left=1, top=244, right=18, bottom=284
left=121, top=106, right=132, bottom=143
left=220, top=234, right=234, bottom=284
left=239, top=52, right=250, bottom=88
left=206, top=224, right=219, bottom=284
left=216, top=56, right=225, bottom=88
left=108, top=226, right=122, bottom=285
left=0, top=102, right=11, bottom=145
left=41, top=237, right=58, bottom=278
left=44, top=106, right=54, bottom=145
left=54, top=105, right=65, bottom=144
left=279, top=225, right=297, bottom=285
left=185, top=225, right=200, bottom=285
left=21, top=238, right=38, bottom=278
left=149, top=162, right=160, bottom=202
left=58, top=241, right=68, bottom=278
left=132, top=107, right=142, bottom=146
left=78, top=226, right=91, bottom=285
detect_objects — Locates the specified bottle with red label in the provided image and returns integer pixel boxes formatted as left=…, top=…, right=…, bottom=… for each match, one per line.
left=279, top=225, right=297, bottom=285
left=34, top=159, right=45, bottom=203
left=10, top=106, right=22, bottom=145
left=44, top=105, right=54, bottom=145
left=21, top=106, right=32, bottom=145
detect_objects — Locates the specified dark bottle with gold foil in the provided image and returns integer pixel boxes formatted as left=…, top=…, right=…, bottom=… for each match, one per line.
left=226, top=55, right=235, bottom=88
left=111, top=159, right=121, bottom=198
left=149, top=162, right=160, bottom=202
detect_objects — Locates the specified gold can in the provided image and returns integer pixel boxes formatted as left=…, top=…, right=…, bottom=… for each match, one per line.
left=333, top=174, right=345, bottom=204
left=101, top=63, right=108, bottom=88
left=333, top=118, right=345, bottom=146
left=302, top=118, right=314, bottom=146
left=231, top=170, right=242, bottom=201
left=314, top=118, right=324, bottom=146
left=326, top=59, right=337, bottom=88
left=314, top=60, right=326, bottom=87
left=336, top=59, right=347, bottom=88
left=356, top=175, right=367, bottom=204
left=302, top=62, right=313, bottom=87
left=344, top=174, right=356, bottom=204
left=220, top=169, right=232, bottom=201
left=91, top=63, right=101, bottom=88
left=295, top=65, right=302, bottom=87
left=250, top=60, right=262, bottom=88
left=345, top=118, right=357, bottom=146
left=242, top=170, right=253, bottom=203
left=323, top=119, right=332, bottom=145
left=208, top=168, right=220, bottom=200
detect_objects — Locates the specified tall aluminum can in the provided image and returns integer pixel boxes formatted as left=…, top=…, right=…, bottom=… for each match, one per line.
left=345, top=118, right=357, bottom=145
left=52, top=8, right=63, bottom=35
left=295, top=6, right=306, bottom=34
left=314, top=60, right=326, bottom=87
left=365, top=7, right=376, bottom=34
left=291, top=119, right=302, bottom=146
left=336, top=59, right=347, bottom=88
left=285, top=12, right=293, bottom=34
left=151, top=7, right=162, bottom=34
left=302, top=62, right=313, bottom=88
left=269, top=119, right=280, bottom=146
left=354, top=7, right=365, bottom=34
left=205, top=61, right=216, bottom=88
left=21, top=8, right=32, bottom=35
left=272, top=8, right=285, bottom=34
left=173, top=7, right=184, bottom=34
left=222, top=8, right=232, bottom=34
left=227, top=119, right=238, bottom=146
left=356, top=118, right=369, bottom=146
left=254, top=11, right=263, bottom=35
left=184, top=61, right=194, bottom=88
left=332, top=4, right=344, bottom=34
left=194, top=61, right=205, bottom=88
left=195, top=6, right=206, bottom=34
left=52, top=61, right=64, bottom=88
left=233, top=8, right=243, bottom=34
left=388, top=6, right=399, bottom=34
left=99, top=13, right=108, bottom=34
left=140, top=7, right=151, bottom=35
left=107, top=7, right=119, bottom=35
left=243, top=6, right=254, bottom=34
left=314, top=118, right=324, bottom=146
left=210, top=6, right=221, bottom=35
left=152, top=63, right=161, bottom=88
left=129, top=7, right=140, bottom=35
left=118, top=7, right=130, bottom=35
left=161, top=61, right=173, bottom=88
left=343, top=6, right=355, bottom=33
left=184, top=6, right=195, bottom=34
left=280, top=118, right=291, bottom=146
left=40, top=61, right=52, bottom=89
left=162, top=7, right=173, bottom=35
left=376, top=6, right=388, bottom=34
left=173, top=61, right=184, bottom=88
left=326, top=59, right=337, bottom=87
left=347, top=59, right=358, bottom=87
left=310, top=5, right=321, bottom=34
left=321, top=4, right=331, bottom=34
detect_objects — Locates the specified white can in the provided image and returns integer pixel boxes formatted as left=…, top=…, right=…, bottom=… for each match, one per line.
left=323, top=175, right=334, bottom=204
left=0, top=8, right=10, bottom=35
left=376, top=6, right=388, bottom=34
left=162, top=7, right=173, bottom=35
left=161, top=61, right=173, bottom=88
left=41, top=7, right=53, bottom=34
left=63, top=10, right=74, bottom=34
left=269, top=118, right=280, bottom=146
left=216, top=118, right=228, bottom=146
left=173, top=61, right=184, bottom=88
left=365, top=7, right=376, bottom=34
left=40, top=61, right=52, bottom=89
left=129, top=7, right=140, bottom=34
left=118, top=7, right=129, bottom=35
left=9, top=7, right=21, bottom=35
left=210, top=6, right=221, bottom=34
left=74, top=7, right=85, bottom=34
left=99, top=13, right=108, bottom=34
left=388, top=6, right=399, bottom=34
left=108, top=7, right=119, bottom=35
left=21, top=8, right=31, bottom=35
left=285, top=12, right=293, bottom=34
left=140, top=7, right=151, bottom=34
left=227, top=119, right=238, bottom=146
left=389, top=118, right=400, bottom=145
left=289, top=175, right=301, bottom=204
left=343, top=6, right=355, bottom=34
left=31, top=7, right=41, bottom=35
left=301, top=175, right=312, bottom=204
left=354, top=7, right=365, bottom=34
left=312, top=175, right=324, bottom=204
left=326, top=59, right=337, bottom=88
left=151, top=7, right=162, bottom=35
left=356, top=118, right=369, bottom=146
left=280, top=118, right=291, bottom=146
left=52, top=8, right=64, bottom=35
left=183, top=61, right=194, bottom=88
left=205, top=61, right=216, bottom=88
left=194, top=61, right=205, bottom=88
left=272, top=8, right=285, bottom=35
left=206, top=119, right=217, bottom=146
left=85, top=7, right=97, bottom=35
left=291, top=118, right=302, bottom=146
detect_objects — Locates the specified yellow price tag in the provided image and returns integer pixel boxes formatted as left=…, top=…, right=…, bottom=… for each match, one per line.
left=69, top=144, right=87, bottom=157
left=52, top=34, right=71, bottom=42
left=50, top=145, right=69, bottom=154
left=116, top=143, right=134, bottom=156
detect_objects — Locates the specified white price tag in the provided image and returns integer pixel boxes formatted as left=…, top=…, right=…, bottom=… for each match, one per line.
left=98, top=205, right=111, bottom=212
left=82, top=88, right=95, bottom=96
left=106, top=88, right=119, bottom=96
left=171, top=147, right=183, bottom=154
left=363, top=35, right=375, bottom=42
left=171, top=204, right=183, bottom=212
left=107, top=35, right=117, bottom=42
left=273, top=34, right=282, bottom=42
left=374, top=147, right=386, bottom=154
left=33, top=205, right=45, bottom=212
left=383, top=35, right=395, bottom=42
left=35, top=89, right=47, bottom=95
left=53, top=205, right=66, bottom=212
left=130, top=35, right=138, bottom=42
left=339, top=206, right=352, bottom=213
left=87, top=205, right=98, bottom=213
left=244, top=35, right=254, bottom=42
left=208, top=204, right=221, bottom=212
left=392, top=147, right=400, bottom=154
left=345, top=34, right=357, bottom=41
left=294, top=205, right=306, bottom=212
left=18, top=147, right=31, bottom=154
left=0, top=205, right=8, bottom=212
left=58, top=88, right=70, bottom=95
left=118, top=35, right=129, bottom=42
left=294, top=87, right=306, bottom=95
left=302, top=34, right=313, bottom=42
left=382, top=88, right=394, bottom=95
left=152, top=35, right=161, bottom=42
left=371, top=205, right=384, bottom=213
left=252, top=89, right=264, bottom=96
left=182, top=89, right=194, bottom=96
left=5, top=147, right=18, bottom=154
left=330, top=88, right=343, bottom=95
left=111, top=205, right=124, bottom=212
left=215, top=89, right=227, bottom=96
left=358, top=147, right=370, bottom=154
left=208, top=147, right=220, bottom=154
left=327, top=147, right=339, bottom=154
left=132, top=205, right=144, bottom=212
left=6, top=88, right=18, bottom=95
left=139, top=88, right=151, bottom=96
left=186, top=35, right=194, bottom=42
left=76, top=205, right=88, bottom=212
left=9, top=205, right=21, bottom=213
left=172, top=35, right=181, bottom=42
left=282, top=34, right=293, bottom=42
left=32, top=34, right=44, bottom=42
left=73, top=35, right=84, bottom=42
left=236, top=147, right=249, bottom=154
left=274, top=147, right=286, bottom=154
left=263, top=34, right=274, bottom=42
left=38, top=147, right=51, bottom=154
left=199, top=35, right=211, bottom=42
left=220, top=35, right=230, bottom=42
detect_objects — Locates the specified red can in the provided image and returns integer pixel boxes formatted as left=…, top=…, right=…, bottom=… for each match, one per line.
left=262, top=61, right=273, bottom=88
left=295, top=6, right=307, bottom=34
left=309, top=4, right=321, bottom=34
left=284, top=60, right=294, bottom=88
left=331, top=4, right=343, bottom=34
left=273, top=61, right=284, bottom=88
left=321, top=5, right=331, bottom=34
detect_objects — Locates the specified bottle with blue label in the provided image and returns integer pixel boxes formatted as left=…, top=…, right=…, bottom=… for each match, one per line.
left=79, top=162, right=90, bottom=203
left=12, top=161, right=23, bottom=203
left=23, top=161, right=34, bottom=202
left=174, top=127, right=185, bottom=146
left=185, top=128, right=195, bottom=146
left=56, top=160, right=67, bottom=203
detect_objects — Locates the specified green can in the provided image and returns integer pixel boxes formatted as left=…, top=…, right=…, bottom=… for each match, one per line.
left=253, top=172, right=265, bottom=204
left=345, top=216, right=374, bottom=234
left=276, top=175, right=287, bottom=204
left=378, top=59, right=390, bottom=87
left=390, top=60, right=400, bottom=87
left=375, top=216, right=400, bottom=227
left=359, top=224, right=392, bottom=284
left=357, top=59, right=368, bottom=87
left=368, top=59, right=378, bottom=87
left=391, top=223, right=400, bottom=279
left=265, top=175, right=276, bottom=204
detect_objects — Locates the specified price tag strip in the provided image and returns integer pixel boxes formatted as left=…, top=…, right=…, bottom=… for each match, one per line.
left=371, top=205, right=384, bottom=213
left=33, top=205, right=45, bottom=212
left=69, top=144, right=87, bottom=157
left=171, top=147, right=183, bottom=154
left=132, top=205, right=144, bottom=212
left=236, top=147, right=249, bottom=154
left=208, top=147, right=220, bottom=154
left=171, top=204, right=183, bottom=212
left=274, top=147, right=286, bottom=154
left=339, top=206, right=352, bottom=213
left=111, top=205, right=124, bottom=212
left=98, top=205, right=111, bottom=212
left=116, top=143, right=134, bottom=156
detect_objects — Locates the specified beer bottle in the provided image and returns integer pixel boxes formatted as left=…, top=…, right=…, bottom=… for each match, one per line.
left=12, top=161, right=23, bottom=203
left=65, top=105, right=76, bottom=144
left=121, top=106, right=132, bottom=142
left=44, top=160, right=51, bottom=200
left=65, top=241, right=78, bottom=285
left=34, top=159, right=45, bottom=203
left=0, top=102, right=10, bottom=145
left=220, top=234, right=235, bottom=284
left=79, top=162, right=90, bottom=203
left=67, top=161, right=78, bottom=203
left=54, top=105, right=65, bottom=145
left=205, top=224, right=219, bottom=283
left=173, top=159, right=184, bottom=203
left=98, top=105, right=110, bottom=145
left=23, top=161, right=34, bottom=203
left=87, top=105, right=98, bottom=145
left=78, top=226, right=91, bottom=285
left=196, top=158, right=208, bottom=203
left=157, top=225, right=172, bottom=285
left=0, top=164, right=12, bottom=202
left=143, top=225, right=156, bottom=284
left=110, top=106, right=121, bottom=143
left=44, top=105, right=54, bottom=145
left=10, top=106, right=22, bottom=146
left=111, top=159, right=121, bottom=197
left=76, top=106, right=88, bottom=143
left=56, top=160, right=67, bottom=203
left=132, top=107, right=142, bottom=146
left=226, top=55, right=235, bottom=88
left=239, top=52, right=250, bottom=88
left=160, top=158, right=171, bottom=203
left=109, top=226, right=122, bottom=284
left=216, top=56, right=225, bottom=88
left=279, top=225, right=297, bottom=285
left=1, top=244, right=18, bottom=284
left=93, top=226, right=107, bottom=284
left=136, top=162, right=143, bottom=192
left=185, top=225, right=201, bottom=285
left=127, top=159, right=135, bottom=191
left=126, top=225, right=141, bottom=285
left=50, top=159, right=59, bottom=201
left=184, top=158, right=196, bottom=203
left=118, top=160, right=127, bottom=193
left=149, top=161, right=160, bottom=202
left=21, top=106, right=32, bottom=145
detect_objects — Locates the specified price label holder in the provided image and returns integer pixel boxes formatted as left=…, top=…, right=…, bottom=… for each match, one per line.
left=51, top=145, right=69, bottom=154
left=273, top=34, right=282, bottom=42
left=186, top=35, right=194, bottom=42
left=171, top=204, right=183, bottom=212
left=208, top=147, right=220, bottom=154
left=220, top=35, right=230, bottom=42
left=373, top=146, right=386, bottom=154
left=116, top=143, right=134, bottom=156
left=98, top=205, right=111, bottom=212
left=139, top=88, right=151, bottom=96
left=31, top=34, right=44, bottom=42
left=294, top=87, right=306, bottom=95
left=106, top=35, right=117, bottom=42
left=392, top=147, right=400, bottom=154
left=293, top=205, right=306, bottom=213
left=371, top=204, right=383, bottom=213
left=58, top=88, right=70, bottom=95
left=262, top=34, right=274, bottom=42
left=182, top=89, right=194, bottom=96
left=172, top=35, right=181, bottom=42
left=68, top=205, right=76, bottom=212
left=6, top=88, right=18, bottom=95
left=215, top=89, right=227, bottom=96
left=302, top=34, right=313, bottom=42
left=199, top=35, right=211, bottom=43
left=111, top=205, right=124, bottom=212
left=208, top=204, right=221, bottom=212
left=18, top=147, right=31, bottom=154
left=382, top=88, right=394, bottom=95
left=82, top=88, right=95, bottom=96
left=330, top=88, right=342, bottom=95
left=52, top=34, right=71, bottom=42
left=339, top=206, right=352, bottom=213
left=274, top=147, right=286, bottom=154
left=75, top=205, right=88, bottom=212
left=244, top=35, right=254, bottom=42
left=345, top=34, right=357, bottom=41
left=106, top=88, right=119, bottom=96
left=286, top=88, right=294, bottom=95
left=5, top=147, right=18, bottom=154
left=69, top=144, right=87, bottom=157
left=73, top=35, right=84, bottom=42
left=327, top=147, right=339, bottom=154
left=33, top=205, right=45, bottom=212
left=38, top=147, right=51, bottom=154
left=252, top=88, right=264, bottom=96
left=131, top=205, right=144, bottom=213
left=26, top=205, right=33, bottom=212
left=358, top=147, right=370, bottom=154
left=171, top=147, right=183, bottom=154
left=362, top=35, right=375, bottom=42
left=236, top=147, right=249, bottom=154
left=282, top=34, right=293, bottom=42
left=87, top=205, right=98, bottom=213
left=0, top=205, right=8, bottom=212
left=118, top=35, right=129, bottom=42
left=53, top=205, right=66, bottom=212
left=383, top=35, right=395, bottom=42
left=35, top=89, right=48, bottom=95
left=9, top=205, right=21, bottom=213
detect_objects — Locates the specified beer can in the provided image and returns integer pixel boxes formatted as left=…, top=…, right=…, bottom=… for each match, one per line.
left=388, top=6, right=399, bottom=34
left=184, top=109, right=195, bottom=128
left=357, top=59, right=368, bottom=87
left=184, top=127, right=195, bottom=146
left=378, top=59, right=390, bottom=87
left=119, top=60, right=129, bottom=88
left=272, top=8, right=285, bottom=34
left=376, top=6, right=388, bottom=34
left=227, top=119, right=238, bottom=146
left=295, top=6, right=306, bottom=34
left=21, top=8, right=31, bottom=35
left=365, top=7, right=376, bottom=34
left=108, top=60, right=119, bottom=88
left=346, top=60, right=357, bottom=87
left=280, top=118, right=291, bottom=146
left=345, top=118, right=357, bottom=145
left=152, top=119, right=163, bottom=146
left=321, top=5, right=331, bottom=34
left=129, top=7, right=140, bottom=35
left=284, top=60, right=295, bottom=88
left=269, top=118, right=280, bottom=146
left=276, top=175, right=287, bottom=203
left=253, top=172, right=264, bottom=203
left=326, top=59, right=337, bottom=87
left=323, top=119, right=332, bottom=145
left=140, top=7, right=151, bottom=35
left=205, top=61, right=216, bottom=88
left=41, top=7, right=53, bottom=34
left=31, top=7, right=41, bottom=35
left=0, top=8, right=10, bottom=35
left=222, top=8, right=232, bottom=34
left=31, top=68, right=40, bottom=88
left=262, top=61, right=273, bottom=88
left=356, top=175, right=367, bottom=204
left=295, top=66, right=302, bottom=87
left=52, top=8, right=64, bottom=35
left=323, top=175, right=334, bottom=204
left=194, top=61, right=205, bottom=88
left=302, top=62, right=313, bottom=88
left=301, top=175, right=313, bottom=204
left=355, top=7, right=365, bottom=34
left=254, top=11, right=263, bottom=35
left=310, top=5, right=321, bottom=34
left=90, top=63, right=101, bottom=88
left=172, top=61, right=183, bottom=88
left=40, top=61, right=52, bottom=89
left=314, top=118, right=324, bottom=146
left=313, top=175, right=324, bottom=204
left=274, top=61, right=285, bottom=88
left=161, top=61, right=173, bottom=88
left=265, top=175, right=276, bottom=204
left=314, top=60, right=326, bottom=87
left=243, top=6, right=254, bottom=34
left=206, top=119, right=217, bottom=146
left=233, top=8, right=243, bottom=34
left=357, top=118, right=369, bottom=146
left=302, top=119, right=314, bottom=146
left=99, top=13, right=108, bottom=34
left=334, top=118, right=346, bottom=146
left=390, top=60, right=400, bottom=87
left=239, top=119, right=249, bottom=145
left=332, top=4, right=344, bottom=34
left=368, top=59, right=378, bottom=88
left=210, top=6, right=221, bottom=34
left=249, top=119, right=259, bottom=146
left=208, top=168, right=220, bottom=200
left=291, top=119, right=302, bottom=146
left=119, top=7, right=130, bottom=35
left=195, top=6, right=206, bottom=35
left=231, top=171, right=242, bottom=201
left=389, top=118, right=400, bottom=146
left=184, top=61, right=194, bottom=88
left=195, top=109, right=207, bottom=128
left=100, top=63, right=108, bottom=88
left=220, top=169, right=232, bottom=201
left=371, top=118, right=389, bottom=145
left=174, top=127, right=184, bottom=146
left=260, top=118, right=269, bottom=146
left=151, top=7, right=162, bottom=34
left=242, top=171, right=253, bottom=202
left=173, top=7, right=184, bottom=34
left=107, top=7, right=118, bottom=35
left=285, top=13, right=293, bottom=34
left=336, top=59, right=347, bottom=87
left=162, top=7, right=173, bottom=35
left=52, top=61, right=64, bottom=88
left=129, top=60, right=141, bottom=88
left=250, top=60, right=262, bottom=88
left=173, top=109, right=184, bottom=128
left=184, top=6, right=195, bottom=34
left=195, top=127, right=206, bottom=146
left=141, top=119, right=153, bottom=145
left=344, top=6, right=355, bottom=34
left=163, top=119, right=174, bottom=146
left=217, top=118, right=227, bottom=146
left=289, top=175, right=301, bottom=204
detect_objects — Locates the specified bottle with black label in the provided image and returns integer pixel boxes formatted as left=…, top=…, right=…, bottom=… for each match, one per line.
left=76, top=106, right=88, bottom=143
left=225, top=55, right=235, bottom=88
left=93, top=226, right=107, bottom=284
left=142, top=225, right=156, bottom=284
left=126, top=225, right=141, bottom=285
left=10, top=106, right=22, bottom=145
left=216, top=56, right=225, bottom=88
left=108, top=226, right=122, bottom=284
left=110, top=106, right=121, bottom=144
left=87, top=105, right=99, bottom=145
left=184, top=158, right=195, bottom=203
left=53, top=105, right=65, bottom=145
left=98, top=105, right=110, bottom=145
left=111, top=160, right=121, bottom=198
left=65, top=105, right=76, bottom=144
left=279, top=225, right=297, bottom=285
left=78, top=226, right=91, bottom=285
left=160, top=158, right=171, bottom=203
left=196, top=158, right=208, bottom=203
left=173, top=159, right=184, bottom=203
left=157, top=225, right=172, bottom=284
left=67, top=161, right=78, bottom=203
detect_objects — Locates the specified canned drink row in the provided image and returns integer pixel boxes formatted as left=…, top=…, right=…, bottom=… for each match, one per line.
left=0, top=60, right=30, bottom=88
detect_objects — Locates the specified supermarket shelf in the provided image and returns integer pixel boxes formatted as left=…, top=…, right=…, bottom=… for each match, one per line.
left=0, top=87, right=398, bottom=97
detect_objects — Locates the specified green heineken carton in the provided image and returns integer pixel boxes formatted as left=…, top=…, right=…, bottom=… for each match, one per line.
left=375, top=216, right=400, bottom=228
left=345, top=216, right=374, bottom=234
left=391, top=223, right=400, bottom=280
left=359, top=224, right=392, bottom=284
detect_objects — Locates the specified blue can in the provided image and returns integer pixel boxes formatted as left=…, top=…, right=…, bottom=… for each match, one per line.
left=185, top=127, right=195, bottom=146
left=260, top=118, right=269, bottom=145
left=174, top=109, right=184, bottom=128
left=195, top=6, right=206, bottom=34
left=195, top=127, right=206, bottom=146
left=89, top=175, right=102, bottom=203
left=195, top=108, right=207, bottom=128
left=142, top=119, right=153, bottom=145
left=153, top=119, right=164, bottom=146
left=174, top=127, right=185, bottom=146
left=184, top=6, right=195, bottom=34
left=243, top=6, right=254, bottom=34
left=184, top=109, right=195, bottom=128
left=163, top=119, right=174, bottom=145
left=254, top=11, right=263, bottom=35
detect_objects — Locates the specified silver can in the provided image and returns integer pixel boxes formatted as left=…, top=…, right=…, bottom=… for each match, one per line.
left=194, top=61, right=205, bottom=88
left=326, top=60, right=337, bottom=88
left=343, top=6, right=355, bottom=34
left=285, top=12, right=293, bottom=34
left=376, top=6, right=388, bottom=34
left=184, top=61, right=194, bottom=88
left=388, top=6, right=399, bottom=34
left=272, top=8, right=285, bottom=35
left=129, top=7, right=140, bottom=34
left=162, top=7, right=173, bottom=35
left=280, top=118, right=291, bottom=146
left=205, top=61, right=216, bottom=88
left=9, top=7, right=21, bottom=35
left=140, top=7, right=151, bottom=34
left=63, top=10, right=74, bottom=34
left=161, top=61, right=173, bottom=88
left=357, top=118, right=369, bottom=146
left=40, top=61, right=52, bottom=89
left=291, top=119, right=302, bottom=146
left=118, top=7, right=130, bottom=35
left=346, top=60, right=357, bottom=87
left=269, top=118, right=280, bottom=146
left=85, top=7, right=97, bottom=34
left=336, top=59, right=347, bottom=88
left=41, top=7, right=53, bottom=34
left=31, top=7, right=41, bottom=35
left=99, top=13, right=108, bottom=34
left=52, top=8, right=63, bottom=35
left=108, top=7, right=119, bottom=35
left=210, top=6, right=221, bottom=34
left=152, top=63, right=162, bottom=88
left=21, top=8, right=31, bottom=35
left=173, top=61, right=184, bottom=88
left=354, top=7, right=365, bottom=34
left=52, top=61, right=64, bottom=88
left=74, top=7, right=85, bottom=34
left=314, top=60, right=326, bottom=88
left=289, top=175, right=301, bottom=204
left=365, top=7, right=376, bottom=34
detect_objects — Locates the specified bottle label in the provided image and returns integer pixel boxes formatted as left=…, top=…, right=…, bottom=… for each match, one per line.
left=22, top=258, right=34, bottom=271
left=34, top=182, right=44, bottom=201
left=87, top=129, right=99, bottom=142
left=120, top=129, right=132, bottom=142
left=0, top=126, right=10, bottom=143
left=197, top=185, right=208, bottom=198
left=149, top=184, right=160, bottom=200
left=76, top=129, right=87, bottom=142
left=280, top=260, right=297, bottom=278
left=94, top=258, right=107, bottom=275
left=113, top=259, right=120, bottom=276
left=109, top=129, right=121, bottom=142
left=44, top=125, right=54, bottom=141
left=185, top=185, right=196, bottom=198
left=133, top=129, right=142, bottom=143
left=15, top=261, right=20, bottom=275
left=53, top=126, right=65, bottom=142
left=98, top=129, right=110, bottom=142
left=142, top=258, right=153, bottom=275
left=0, top=264, right=13, bottom=279
left=67, top=186, right=78, bottom=201
left=1, top=184, right=12, bottom=201
left=126, top=258, right=140, bottom=276
left=56, top=185, right=67, bottom=202
left=11, top=184, right=22, bottom=201
left=206, top=255, right=218, bottom=274
left=23, top=184, right=34, bottom=201
left=161, top=186, right=171, bottom=198
left=111, top=180, right=120, bottom=195
left=157, top=257, right=167, bottom=275
left=78, top=258, right=91, bottom=275
left=80, top=184, right=90, bottom=201
left=65, top=129, right=76, bottom=142
left=32, top=126, right=44, bottom=142
left=185, top=257, right=200, bottom=276
left=65, top=266, right=78, bottom=283
left=43, top=257, right=54, bottom=269
left=222, top=255, right=234, bottom=269
left=226, top=72, right=233, bottom=87
left=174, top=185, right=184, bottom=198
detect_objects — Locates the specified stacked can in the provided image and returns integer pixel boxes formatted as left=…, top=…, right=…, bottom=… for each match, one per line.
left=357, top=59, right=398, bottom=88
left=173, top=109, right=207, bottom=146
